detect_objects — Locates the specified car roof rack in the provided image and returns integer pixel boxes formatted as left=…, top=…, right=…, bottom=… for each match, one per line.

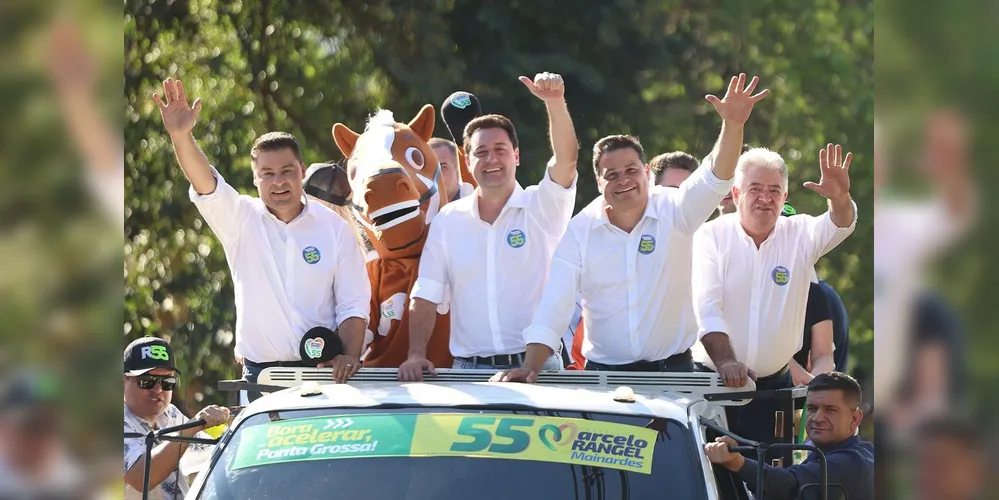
left=255, top=367, right=756, bottom=402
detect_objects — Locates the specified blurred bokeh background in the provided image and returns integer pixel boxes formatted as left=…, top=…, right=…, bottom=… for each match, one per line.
left=1, top=0, right=995, bottom=498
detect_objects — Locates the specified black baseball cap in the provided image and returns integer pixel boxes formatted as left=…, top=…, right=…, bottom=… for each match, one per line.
left=299, top=326, right=345, bottom=366
left=124, top=337, right=181, bottom=376
left=304, top=162, right=352, bottom=207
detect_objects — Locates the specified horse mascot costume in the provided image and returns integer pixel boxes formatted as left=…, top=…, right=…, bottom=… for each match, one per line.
left=329, top=102, right=477, bottom=368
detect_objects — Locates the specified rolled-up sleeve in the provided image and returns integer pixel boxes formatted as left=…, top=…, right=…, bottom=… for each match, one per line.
left=530, top=159, right=578, bottom=236
left=692, top=225, right=729, bottom=338
left=523, top=224, right=585, bottom=353
left=804, top=201, right=858, bottom=263
left=189, top=166, right=246, bottom=256
left=661, top=152, right=734, bottom=236
left=412, top=218, right=449, bottom=305
left=333, top=224, right=372, bottom=326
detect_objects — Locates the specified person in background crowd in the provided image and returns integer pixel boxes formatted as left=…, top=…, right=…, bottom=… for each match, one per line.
left=429, top=137, right=474, bottom=201
left=791, top=282, right=836, bottom=386
left=692, top=143, right=857, bottom=460
left=873, top=110, right=974, bottom=412
left=714, top=144, right=751, bottom=217
left=123, top=337, right=229, bottom=499
left=0, top=369, right=84, bottom=498
left=153, top=77, right=371, bottom=399
left=399, top=72, right=579, bottom=380
left=495, top=74, right=768, bottom=381
left=651, top=151, right=699, bottom=187
left=706, top=372, right=874, bottom=500
left=913, top=415, right=985, bottom=500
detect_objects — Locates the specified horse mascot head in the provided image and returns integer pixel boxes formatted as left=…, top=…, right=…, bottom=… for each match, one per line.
left=331, top=104, right=474, bottom=258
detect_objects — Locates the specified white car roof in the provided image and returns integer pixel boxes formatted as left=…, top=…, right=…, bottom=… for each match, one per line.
left=231, top=369, right=756, bottom=426
left=237, top=382, right=696, bottom=423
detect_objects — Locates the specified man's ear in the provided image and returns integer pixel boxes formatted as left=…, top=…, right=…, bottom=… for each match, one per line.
left=514, top=148, right=520, bottom=167
left=299, top=162, right=307, bottom=178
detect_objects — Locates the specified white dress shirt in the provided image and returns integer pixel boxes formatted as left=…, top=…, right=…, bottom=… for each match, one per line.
left=691, top=205, right=858, bottom=376
left=412, top=166, right=576, bottom=358
left=190, top=168, right=371, bottom=363
left=873, top=198, right=966, bottom=404
left=524, top=160, right=732, bottom=364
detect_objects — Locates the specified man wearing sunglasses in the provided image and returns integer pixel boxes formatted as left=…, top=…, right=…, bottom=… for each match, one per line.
left=123, top=337, right=229, bottom=499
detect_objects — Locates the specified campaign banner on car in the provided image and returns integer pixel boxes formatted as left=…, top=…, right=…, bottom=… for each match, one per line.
left=233, top=413, right=658, bottom=474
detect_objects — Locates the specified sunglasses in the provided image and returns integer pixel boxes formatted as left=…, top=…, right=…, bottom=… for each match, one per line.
left=135, top=375, right=177, bottom=391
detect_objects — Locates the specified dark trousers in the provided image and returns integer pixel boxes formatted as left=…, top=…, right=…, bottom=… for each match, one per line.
left=586, top=349, right=695, bottom=372
left=697, top=363, right=795, bottom=465
left=243, top=359, right=310, bottom=403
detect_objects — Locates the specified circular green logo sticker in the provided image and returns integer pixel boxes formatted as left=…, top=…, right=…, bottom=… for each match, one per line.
left=772, top=266, right=790, bottom=286
left=303, top=246, right=322, bottom=264
left=507, top=229, right=526, bottom=248
left=638, top=234, right=656, bottom=255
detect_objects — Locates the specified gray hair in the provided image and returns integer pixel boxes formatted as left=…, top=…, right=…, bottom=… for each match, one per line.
left=735, top=147, right=788, bottom=190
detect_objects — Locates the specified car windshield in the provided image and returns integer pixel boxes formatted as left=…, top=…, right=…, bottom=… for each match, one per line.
left=196, top=407, right=704, bottom=500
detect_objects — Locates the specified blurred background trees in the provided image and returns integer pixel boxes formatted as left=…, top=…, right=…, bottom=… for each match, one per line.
left=123, top=0, right=874, bottom=412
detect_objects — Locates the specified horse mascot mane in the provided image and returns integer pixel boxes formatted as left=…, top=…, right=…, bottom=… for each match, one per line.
left=331, top=104, right=475, bottom=368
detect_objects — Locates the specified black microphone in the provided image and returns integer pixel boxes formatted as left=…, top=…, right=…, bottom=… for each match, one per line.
left=440, top=91, right=482, bottom=149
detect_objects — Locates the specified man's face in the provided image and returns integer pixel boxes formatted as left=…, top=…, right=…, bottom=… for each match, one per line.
left=657, top=167, right=691, bottom=188
left=597, top=148, right=650, bottom=211
left=733, top=164, right=786, bottom=230
left=432, top=144, right=460, bottom=201
left=468, top=128, right=519, bottom=190
left=123, top=367, right=176, bottom=420
left=252, top=148, right=306, bottom=214
left=917, top=435, right=984, bottom=500
left=804, top=389, right=862, bottom=447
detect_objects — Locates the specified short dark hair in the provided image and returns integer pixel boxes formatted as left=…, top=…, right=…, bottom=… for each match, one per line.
left=429, top=137, right=457, bottom=155
left=917, top=414, right=980, bottom=449
left=592, top=135, right=646, bottom=177
left=741, top=143, right=752, bottom=154
left=251, top=131, right=303, bottom=164
left=808, top=372, right=863, bottom=407
left=650, top=151, right=699, bottom=183
left=463, top=114, right=518, bottom=154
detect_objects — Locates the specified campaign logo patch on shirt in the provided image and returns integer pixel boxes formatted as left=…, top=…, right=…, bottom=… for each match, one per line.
left=380, top=298, right=397, bottom=319
left=638, top=234, right=656, bottom=255
left=772, top=266, right=790, bottom=286
left=302, top=246, right=321, bottom=264
left=507, top=229, right=526, bottom=248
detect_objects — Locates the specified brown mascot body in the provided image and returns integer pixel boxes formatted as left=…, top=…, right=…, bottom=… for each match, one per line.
left=332, top=105, right=475, bottom=369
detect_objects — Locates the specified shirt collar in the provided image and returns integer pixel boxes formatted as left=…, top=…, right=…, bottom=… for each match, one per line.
left=812, top=435, right=862, bottom=454
left=472, top=183, right=527, bottom=218
left=256, top=195, right=314, bottom=224
left=588, top=192, right=659, bottom=230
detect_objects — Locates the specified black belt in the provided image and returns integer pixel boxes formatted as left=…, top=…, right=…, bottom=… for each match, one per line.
left=244, top=359, right=311, bottom=369
left=456, top=352, right=525, bottom=366
left=599, top=349, right=693, bottom=371
left=757, top=364, right=790, bottom=382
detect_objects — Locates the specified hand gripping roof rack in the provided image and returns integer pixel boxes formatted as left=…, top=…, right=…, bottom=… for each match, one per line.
left=217, top=368, right=758, bottom=406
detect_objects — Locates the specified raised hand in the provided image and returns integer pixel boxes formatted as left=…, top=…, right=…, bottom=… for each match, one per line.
left=705, top=73, right=770, bottom=125
left=519, top=72, right=565, bottom=103
left=804, top=143, right=853, bottom=202
left=153, top=78, right=202, bottom=137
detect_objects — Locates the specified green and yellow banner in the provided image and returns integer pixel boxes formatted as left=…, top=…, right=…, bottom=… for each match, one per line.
left=233, top=413, right=659, bottom=474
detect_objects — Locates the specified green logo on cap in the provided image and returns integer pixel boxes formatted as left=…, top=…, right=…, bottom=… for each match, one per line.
left=304, top=337, right=325, bottom=359
left=141, top=345, right=170, bottom=361
left=450, top=94, right=472, bottom=109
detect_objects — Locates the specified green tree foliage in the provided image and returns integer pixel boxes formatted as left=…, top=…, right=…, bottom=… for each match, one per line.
left=124, top=0, right=873, bottom=410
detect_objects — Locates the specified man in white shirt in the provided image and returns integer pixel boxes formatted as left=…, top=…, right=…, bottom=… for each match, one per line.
left=398, top=72, right=578, bottom=381
left=153, top=78, right=371, bottom=398
left=123, top=337, right=229, bottom=499
left=495, top=74, right=769, bottom=380
left=690, top=142, right=858, bottom=457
